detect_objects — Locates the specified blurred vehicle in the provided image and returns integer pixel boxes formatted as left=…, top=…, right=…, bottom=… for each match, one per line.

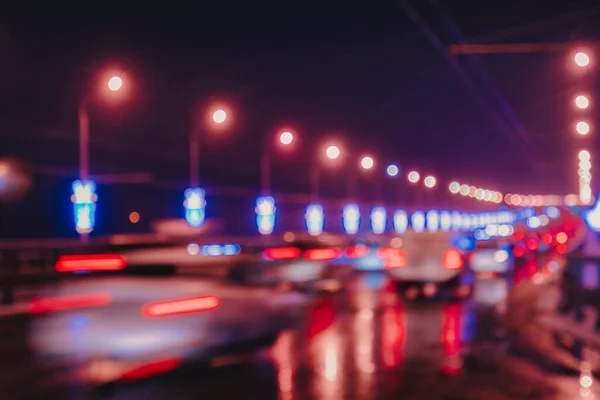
left=469, top=244, right=514, bottom=278
left=386, top=231, right=475, bottom=300
left=340, top=235, right=405, bottom=271
left=28, top=254, right=308, bottom=384
left=231, top=238, right=354, bottom=293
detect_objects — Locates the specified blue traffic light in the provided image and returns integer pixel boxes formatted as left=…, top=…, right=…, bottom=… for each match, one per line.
left=305, top=204, right=324, bottom=236
left=71, top=180, right=97, bottom=234
left=370, top=206, right=387, bottom=234
left=342, top=204, right=360, bottom=234
left=184, top=187, right=206, bottom=228
left=256, top=196, right=276, bottom=235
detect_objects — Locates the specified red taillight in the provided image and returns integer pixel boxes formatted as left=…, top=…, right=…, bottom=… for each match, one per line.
left=263, top=247, right=302, bottom=260
left=120, top=358, right=180, bottom=381
left=541, top=233, right=553, bottom=245
left=377, top=248, right=407, bottom=269
left=142, top=295, right=220, bottom=318
left=512, top=230, right=526, bottom=242
left=525, top=238, right=539, bottom=251
left=56, top=254, right=126, bottom=272
left=344, top=245, right=370, bottom=258
left=304, top=248, right=342, bottom=261
left=442, top=249, right=463, bottom=270
left=30, top=293, right=112, bottom=314
left=512, top=246, right=525, bottom=258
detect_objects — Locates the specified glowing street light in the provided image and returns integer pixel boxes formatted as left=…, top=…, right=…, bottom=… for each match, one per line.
left=212, top=109, right=227, bottom=124
left=325, top=145, right=341, bottom=160
left=407, top=171, right=420, bottom=183
left=360, top=156, right=374, bottom=170
left=576, top=121, right=591, bottom=135
left=424, top=175, right=436, bottom=188
left=579, top=150, right=591, bottom=161
left=386, top=164, right=399, bottom=177
left=261, top=129, right=296, bottom=195
left=575, top=95, right=590, bottom=109
left=449, top=181, right=460, bottom=194
left=107, top=76, right=123, bottom=91
left=279, top=131, right=294, bottom=145
left=574, top=51, right=591, bottom=67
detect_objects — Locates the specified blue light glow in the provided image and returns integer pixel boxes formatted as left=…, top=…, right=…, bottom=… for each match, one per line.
left=584, top=199, right=600, bottom=231
left=184, top=187, right=206, bottom=228
left=256, top=196, right=276, bottom=235
left=546, top=206, right=560, bottom=219
left=71, top=180, right=97, bottom=234
left=451, top=233, right=476, bottom=251
left=200, top=244, right=241, bottom=256
left=370, top=206, right=387, bottom=234
left=411, top=211, right=425, bottom=232
left=305, top=204, right=325, bottom=236
left=386, top=164, right=399, bottom=177
left=440, top=211, right=451, bottom=231
left=343, top=204, right=360, bottom=234
left=461, top=213, right=471, bottom=231
left=426, top=209, right=439, bottom=232
left=451, top=211, right=462, bottom=231
left=526, top=216, right=541, bottom=229
left=393, top=210, right=408, bottom=234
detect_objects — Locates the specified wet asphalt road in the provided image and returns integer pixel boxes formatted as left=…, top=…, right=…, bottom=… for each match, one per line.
left=0, top=273, right=592, bottom=399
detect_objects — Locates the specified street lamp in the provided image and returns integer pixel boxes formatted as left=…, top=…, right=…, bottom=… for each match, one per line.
left=212, top=109, right=227, bottom=124
left=386, top=164, right=399, bottom=177
left=574, top=51, right=591, bottom=67
left=107, top=76, right=123, bottom=91
left=576, top=121, right=591, bottom=135
left=407, top=171, right=420, bottom=183
left=325, top=145, right=340, bottom=160
left=360, top=156, right=374, bottom=170
left=186, top=104, right=231, bottom=228
left=424, top=175, right=436, bottom=188
left=575, top=95, right=590, bottom=109
left=260, top=129, right=295, bottom=196
left=74, top=72, right=125, bottom=239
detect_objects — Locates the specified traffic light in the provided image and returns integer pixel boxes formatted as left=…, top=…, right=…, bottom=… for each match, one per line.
left=256, top=196, right=276, bottom=235
left=71, top=180, right=97, bottom=234
left=184, top=187, right=206, bottom=228
left=342, top=204, right=360, bottom=234
left=305, top=204, right=324, bottom=236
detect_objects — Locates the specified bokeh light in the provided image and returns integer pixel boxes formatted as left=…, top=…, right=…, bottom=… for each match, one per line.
left=325, top=145, right=340, bottom=160
left=386, top=164, right=399, bottom=177
left=360, top=156, right=374, bottom=170
left=575, top=95, right=590, bottom=109
left=576, top=121, right=590, bottom=135
left=407, top=171, right=420, bottom=183
left=107, top=76, right=123, bottom=91
left=279, top=131, right=294, bottom=145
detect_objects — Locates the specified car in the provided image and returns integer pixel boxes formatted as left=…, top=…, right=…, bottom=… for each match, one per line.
left=229, top=238, right=354, bottom=293
left=28, top=253, right=309, bottom=385
left=339, top=235, right=405, bottom=271
left=386, top=231, right=475, bottom=300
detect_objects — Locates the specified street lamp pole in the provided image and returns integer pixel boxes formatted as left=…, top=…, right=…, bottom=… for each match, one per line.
left=190, top=128, right=200, bottom=188
left=78, top=100, right=90, bottom=183
left=260, top=151, right=271, bottom=196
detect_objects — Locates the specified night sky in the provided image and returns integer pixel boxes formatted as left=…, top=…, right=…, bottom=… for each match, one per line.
left=1, top=0, right=600, bottom=236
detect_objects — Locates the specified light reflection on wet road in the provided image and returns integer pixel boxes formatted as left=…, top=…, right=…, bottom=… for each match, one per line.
left=0, top=273, right=595, bottom=399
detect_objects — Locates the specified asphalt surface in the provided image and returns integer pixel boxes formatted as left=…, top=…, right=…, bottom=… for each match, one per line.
left=0, top=272, right=594, bottom=399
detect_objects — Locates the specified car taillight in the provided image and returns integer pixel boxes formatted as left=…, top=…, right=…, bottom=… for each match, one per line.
left=377, top=248, right=407, bottom=269
left=141, top=295, right=220, bottom=318
left=30, top=293, right=112, bottom=314
left=56, top=254, right=126, bottom=272
left=263, top=247, right=302, bottom=260
left=304, top=248, right=341, bottom=261
left=344, top=245, right=370, bottom=258
left=442, top=249, right=463, bottom=270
